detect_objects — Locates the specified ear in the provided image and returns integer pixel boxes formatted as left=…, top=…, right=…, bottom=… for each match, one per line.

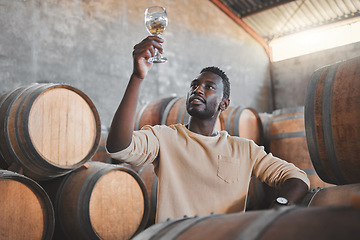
left=219, top=98, right=230, bottom=112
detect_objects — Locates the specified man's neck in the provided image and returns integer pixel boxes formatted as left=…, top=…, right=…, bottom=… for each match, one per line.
left=187, top=117, right=219, bottom=137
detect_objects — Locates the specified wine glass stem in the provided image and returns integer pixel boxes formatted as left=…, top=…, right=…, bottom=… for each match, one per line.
left=154, top=48, right=161, bottom=58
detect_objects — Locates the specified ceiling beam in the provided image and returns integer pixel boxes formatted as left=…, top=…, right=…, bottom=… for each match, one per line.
left=210, top=0, right=272, bottom=60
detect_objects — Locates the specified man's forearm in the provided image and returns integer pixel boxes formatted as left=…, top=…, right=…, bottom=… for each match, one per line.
left=106, top=75, right=142, bottom=153
left=278, top=178, right=309, bottom=204
left=106, top=36, right=166, bottom=153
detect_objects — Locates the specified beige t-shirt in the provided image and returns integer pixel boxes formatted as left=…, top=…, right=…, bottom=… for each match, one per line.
left=107, top=124, right=310, bottom=223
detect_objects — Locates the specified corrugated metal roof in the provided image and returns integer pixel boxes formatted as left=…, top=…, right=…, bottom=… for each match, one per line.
left=212, top=0, right=360, bottom=41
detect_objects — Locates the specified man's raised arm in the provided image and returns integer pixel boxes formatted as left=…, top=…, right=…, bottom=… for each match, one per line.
left=106, top=36, right=164, bottom=153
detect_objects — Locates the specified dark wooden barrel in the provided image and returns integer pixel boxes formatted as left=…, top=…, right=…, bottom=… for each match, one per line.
left=266, top=107, right=333, bottom=189
left=219, top=106, right=263, bottom=145
left=0, top=83, right=101, bottom=181
left=43, top=161, right=149, bottom=240
left=134, top=96, right=177, bottom=130
left=245, top=176, right=277, bottom=211
left=309, top=183, right=360, bottom=207
left=305, top=56, right=360, bottom=185
left=132, top=206, right=360, bottom=240
left=0, top=170, right=54, bottom=240
left=259, top=112, right=272, bottom=153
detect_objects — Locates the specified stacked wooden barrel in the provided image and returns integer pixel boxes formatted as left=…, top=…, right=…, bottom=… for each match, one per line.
left=0, top=170, right=55, bottom=240
left=0, top=83, right=149, bottom=240
left=0, top=83, right=101, bottom=180
left=303, top=56, right=360, bottom=210
left=304, top=56, right=360, bottom=185
left=43, top=161, right=149, bottom=240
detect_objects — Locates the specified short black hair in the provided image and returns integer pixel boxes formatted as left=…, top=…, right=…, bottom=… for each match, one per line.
left=200, top=66, right=230, bottom=100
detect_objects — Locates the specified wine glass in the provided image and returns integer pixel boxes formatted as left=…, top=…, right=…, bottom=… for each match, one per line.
left=144, top=6, right=168, bottom=63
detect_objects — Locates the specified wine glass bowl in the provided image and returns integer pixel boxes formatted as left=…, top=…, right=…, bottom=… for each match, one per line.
left=145, top=6, right=168, bottom=63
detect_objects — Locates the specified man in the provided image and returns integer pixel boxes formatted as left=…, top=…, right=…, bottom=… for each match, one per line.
left=106, top=36, right=310, bottom=223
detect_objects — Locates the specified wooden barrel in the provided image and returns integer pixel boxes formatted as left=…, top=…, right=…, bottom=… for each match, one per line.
left=163, top=97, right=222, bottom=130
left=259, top=112, right=273, bottom=153
left=245, top=176, right=277, bottom=211
left=43, top=161, right=149, bottom=240
left=0, top=170, right=54, bottom=240
left=132, top=206, right=360, bottom=240
left=90, top=125, right=112, bottom=163
left=134, top=96, right=177, bottom=130
left=305, top=56, right=360, bottom=185
left=309, top=183, right=360, bottom=207
left=135, top=96, right=222, bottom=131
left=266, top=107, right=332, bottom=189
left=219, top=106, right=263, bottom=145
left=0, top=83, right=101, bottom=181
left=132, top=163, right=159, bottom=228
left=164, top=97, right=190, bottom=125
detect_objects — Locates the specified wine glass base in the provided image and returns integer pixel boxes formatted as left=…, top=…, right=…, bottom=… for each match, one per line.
left=149, top=57, right=168, bottom=63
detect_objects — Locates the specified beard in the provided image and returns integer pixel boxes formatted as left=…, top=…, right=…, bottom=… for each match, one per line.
left=186, top=101, right=219, bottom=120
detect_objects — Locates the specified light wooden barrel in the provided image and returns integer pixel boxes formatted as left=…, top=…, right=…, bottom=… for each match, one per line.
left=164, top=97, right=222, bottom=130
left=0, top=170, right=54, bottom=240
left=309, top=183, right=360, bottom=207
left=132, top=206, right=360, bottom=240
left=164, top=97, right=190, bottom=125
left=219, top=106, right=263, bottom=145
left=135, top=96, right=222, bottom=130
left=305, top=56, right=360, bottom=185
left=0, top=83, right=101, bottom=181
left=134, top=96, right=177, bottom=130
left=45, top=161, right=149, bottom=240
left=266, top=107, right=332, bottom=189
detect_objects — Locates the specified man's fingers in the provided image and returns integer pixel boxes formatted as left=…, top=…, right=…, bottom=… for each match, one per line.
left=134, top=36, right=164, bottom=55
left=133, top=46, right=156, bottom=60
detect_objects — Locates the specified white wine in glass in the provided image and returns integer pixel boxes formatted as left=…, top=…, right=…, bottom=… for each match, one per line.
left=145, top=6, right=168, bottom=63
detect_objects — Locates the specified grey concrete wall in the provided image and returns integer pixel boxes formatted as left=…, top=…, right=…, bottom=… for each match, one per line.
left=0, top=0, right=271, bottom=128
left=271, top=42, right=360, bottom=111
